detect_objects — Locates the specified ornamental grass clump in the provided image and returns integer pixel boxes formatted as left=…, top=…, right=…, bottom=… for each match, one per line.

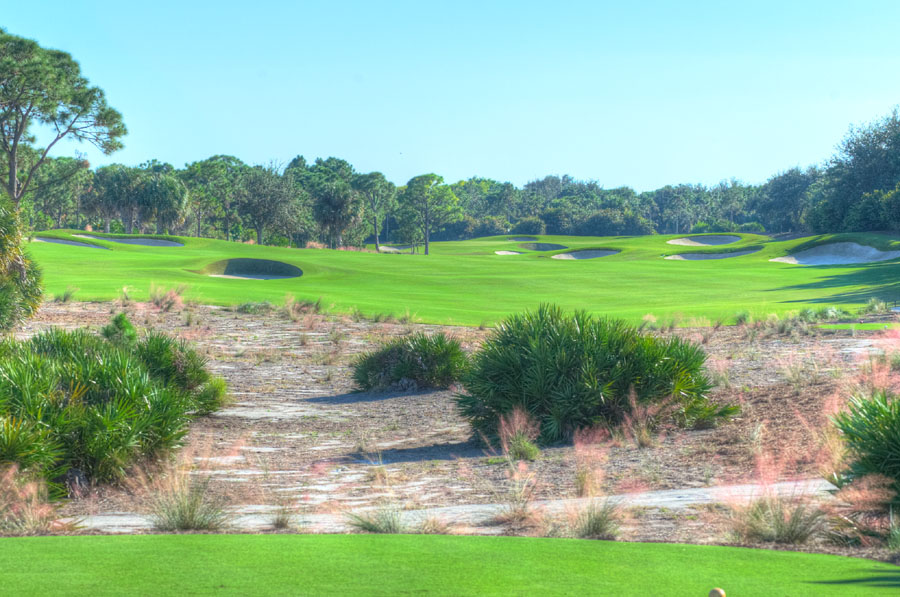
left=0, top=315, right=227, bottom=492
left=457, top=304, right=734, bottom=444
left=352, top=332, right=468, bottom=391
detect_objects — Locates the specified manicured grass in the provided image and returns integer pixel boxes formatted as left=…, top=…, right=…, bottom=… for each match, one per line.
left=0, top=534, right=896, bottom=596
left=819, top=323, right=900, bottom=331
left=29, top=230, right=900, bottom=325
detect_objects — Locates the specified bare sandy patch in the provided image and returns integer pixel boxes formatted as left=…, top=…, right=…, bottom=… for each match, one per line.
left=770, top=242, right=900, bottom=265
left=667, top=235, right=740, bottom=247
left=666, top=249, right=759, bottom=261
left=494, top=250, right=523, bottom=255
left=551, top=249, right=619, bottom=260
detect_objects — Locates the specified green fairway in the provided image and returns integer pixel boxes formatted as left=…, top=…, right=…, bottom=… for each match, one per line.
left=29, top=230, right=900, bottom=325
left=0, top=534, right=895, bottom=596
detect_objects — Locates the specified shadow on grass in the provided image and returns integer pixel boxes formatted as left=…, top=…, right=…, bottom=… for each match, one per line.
left=350, top=440, right=483, bottom=464
left=769, top=261, right=900, bottom=305
left=307, top=389, right=448, bottom=405
left=812, top=569, right=900, bottom=588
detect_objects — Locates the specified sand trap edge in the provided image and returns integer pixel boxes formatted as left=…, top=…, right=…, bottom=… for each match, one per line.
left=667, top=235, right=741, bottom=247
left=33, top=237, right=108, bottom=249
left=665, top=248, right=761, bottom=261
left=551, top=249, right=620, bottom=260
left=769, top=242, right=900, bottom=266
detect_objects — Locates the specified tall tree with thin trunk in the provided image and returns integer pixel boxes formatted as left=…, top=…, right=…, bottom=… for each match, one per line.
left=0, top=29, right=126, bottom=209
left=237, top=163, right=294, bottom=245
left=398, top=174, right=461, bottom=255
left=352, top=172, right=395, bottom=251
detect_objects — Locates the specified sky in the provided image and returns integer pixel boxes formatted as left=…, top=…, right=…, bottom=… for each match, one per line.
left=6, top=1, right=900, bottom=191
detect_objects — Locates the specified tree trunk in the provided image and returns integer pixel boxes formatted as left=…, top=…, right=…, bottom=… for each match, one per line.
left=196, top=211, right=202, bottom=238
left=224, top=209, right=231, bottom=242
left=256, top=227, right=263, bottom=246
left=156, top=219, right=164, bottom=234
left=104, top=216, right=111, bottom=233
left=372, top=215, right=380, bottom=252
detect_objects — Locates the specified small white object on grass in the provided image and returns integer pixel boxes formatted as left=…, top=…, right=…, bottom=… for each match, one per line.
left=709, top=588, right=726, bottom=597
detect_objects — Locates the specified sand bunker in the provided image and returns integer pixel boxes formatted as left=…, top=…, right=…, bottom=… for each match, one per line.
left=667, top=235, right=740, bottom=247
left=551, top=249, right=619, bottom=260
left=519, top=242, right=568, bottom=251
left=770, top=242, right=900, bottom=266
left=495, top=250, right=523, bottom=255
left=203, top=258, right=302, bottom=280
left=665, top=249, right=760, bottom=261
left=378, top=245, right=412, bottom=253
left=75, top=234, right=183, bottom=247
left=507, top=236, right=537, bottom=242
left=33, top=237, right=107, bottom=249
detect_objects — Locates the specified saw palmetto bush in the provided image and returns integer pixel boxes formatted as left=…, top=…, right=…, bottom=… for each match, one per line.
left=353, top=332, right=469, bottom=391
left=0, top=315, right=227, bottom=493
left=0, top=202, right=41, bottom=332
left=457, top=304, right=734, bottom=444
left=833, top=388, right=900, bottom=503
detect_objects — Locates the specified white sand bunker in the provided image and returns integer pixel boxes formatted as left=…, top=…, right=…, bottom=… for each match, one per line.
left=770, top=242, right=900, bottom=266
left=33, top=237, right=107, bottom=249
left=551, top=249, right=619, bottom=260
left=495, top=250, right=523, bottom=255
left=203, top=258, right=302, bottom=280
left=666, top=249, right=759, bottom=261
left=75, top=234, right=183, bottom=247
left=378, top=245, right=412, bottom=253
left=667, top=235, right=740, bottom=247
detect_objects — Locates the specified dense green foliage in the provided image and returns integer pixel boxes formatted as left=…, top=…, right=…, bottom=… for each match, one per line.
left=0, top=315, right=226, bottom=490
left=457, top=305, right=732, bottom=443
left=833, top=389, right=900, bottom=502
left=0, top=534, right=896, bottom=596
left=0, top=203, right=41, bottom=331
left=353, top=332, right=468, bottom=391
left=19, top=106, right=900, bottom=248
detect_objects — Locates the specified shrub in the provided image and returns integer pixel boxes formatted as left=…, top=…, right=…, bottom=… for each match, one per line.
left=101, top=312, right=137, bottom=346
left=738, top=221, right=766, bottom=233
left=0, top=315, right=226, bottom=489
left=149, top=476, right=230, bottom=532
left=457, top=304, right=731, bottom=444
left=353, top=332, right=468, bottom=391
left=0, top=203, right=42, bottom=332
left=730, top=496, right=825, bottom=544
left=346, top=507, right=407, bottom=533
left=572, top=499, right=621, bottom=540
left=833, top=389, right=900, bottom=502
left=510, top=216, right=546, bottom=236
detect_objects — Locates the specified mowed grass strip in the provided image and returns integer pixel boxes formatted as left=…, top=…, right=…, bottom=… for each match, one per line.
left=0, top=534, right=897, bottom=596
left=29, top=230, right=900, bottom=325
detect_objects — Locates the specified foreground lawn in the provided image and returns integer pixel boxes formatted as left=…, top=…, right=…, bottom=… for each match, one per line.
left=0, top=534, right=896, bottom=596
left=29, top=230, right=900, bottom=325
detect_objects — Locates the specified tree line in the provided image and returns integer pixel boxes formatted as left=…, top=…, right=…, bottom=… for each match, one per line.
left=20, top=108, right=900, bottom=250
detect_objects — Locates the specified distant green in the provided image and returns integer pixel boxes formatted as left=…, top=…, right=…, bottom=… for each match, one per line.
left=29, top=231, right=900, bottom=325
left=0, top=534, right=896, bottom=596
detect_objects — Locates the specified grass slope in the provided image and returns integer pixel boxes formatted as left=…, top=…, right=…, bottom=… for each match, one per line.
left=0, top=534, right=896, bottom=596
left=29, top=230, right=900, bottom=325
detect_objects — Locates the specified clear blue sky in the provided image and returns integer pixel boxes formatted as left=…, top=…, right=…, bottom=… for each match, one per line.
left=7, top=1, right=900, bottom=191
